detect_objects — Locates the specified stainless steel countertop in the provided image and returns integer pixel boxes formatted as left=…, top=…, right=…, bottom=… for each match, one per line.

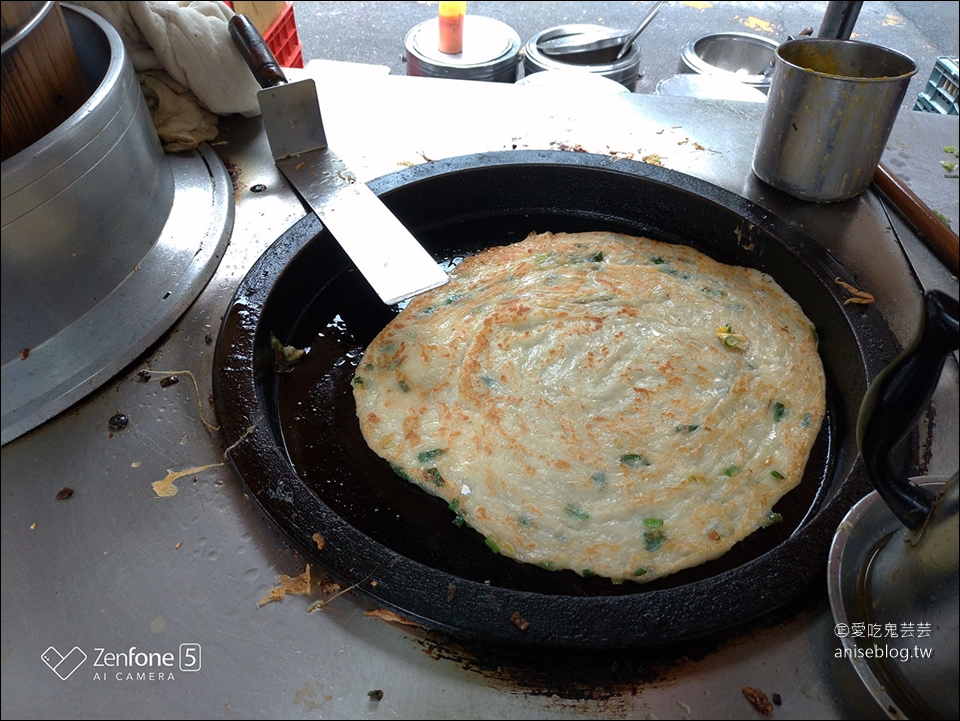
left=2, top=64, right=958, bottom=720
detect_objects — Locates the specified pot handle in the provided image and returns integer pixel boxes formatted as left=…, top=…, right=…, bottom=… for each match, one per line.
left=856, top=290, right=960, bottom=529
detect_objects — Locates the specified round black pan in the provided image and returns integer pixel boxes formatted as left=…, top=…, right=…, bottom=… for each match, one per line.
left=213, top=150, right=901, bottom=650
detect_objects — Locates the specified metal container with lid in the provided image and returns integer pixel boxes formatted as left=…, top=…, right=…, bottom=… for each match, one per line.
left=523, top=24, right=642, bottom=92
left=404, top=15, right=520, bottom=83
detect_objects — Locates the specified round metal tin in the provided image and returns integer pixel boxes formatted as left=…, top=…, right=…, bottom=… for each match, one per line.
left=404, top=16, right=520, bottom=83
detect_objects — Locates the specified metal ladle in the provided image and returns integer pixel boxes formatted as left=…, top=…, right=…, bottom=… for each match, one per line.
left=537, top=1, right=666, bottom=59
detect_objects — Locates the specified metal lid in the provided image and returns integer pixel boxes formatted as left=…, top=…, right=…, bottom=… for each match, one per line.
left=405, top=16, right=520, bottom=81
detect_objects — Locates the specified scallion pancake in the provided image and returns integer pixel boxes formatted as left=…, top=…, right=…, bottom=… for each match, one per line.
left=352, top=231, right=825, bottom=583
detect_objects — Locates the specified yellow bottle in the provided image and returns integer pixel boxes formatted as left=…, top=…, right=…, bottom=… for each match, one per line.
left=438, top=1, right=466, bottom=54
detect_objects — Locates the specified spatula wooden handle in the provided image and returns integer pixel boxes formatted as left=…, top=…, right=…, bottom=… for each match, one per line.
left=874, top=162, right=960, bottom=275
left=228, top=13, right=287, bottom=89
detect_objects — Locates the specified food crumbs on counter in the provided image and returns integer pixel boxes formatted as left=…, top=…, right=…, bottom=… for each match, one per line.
left=152, top=464, right=222, bottom=497
left=834, top=277, right=875, bottom=305
left=175, top=542, right=182, bottom=550
left=678, top=700, right=692, bottom=712
left=510, top=611, right=530, bottom=632
left=743, top=686, right=774, bottom=715
left=55, top=487, right=74, bottom=500
left=257, top=565, right=312, bottom=607
left=295, top=161, right=305, bottom=170
left=312, top=532, right=325, bottom=550
left=132, top=461, right=142, bottom=468
left=772, top=693, right=782, bottom=706
left=550, top=141, right=587, bottom=153
left=446, top=583, right=457, bottom=602
left=364, top=608, right=424, bottom=627
left=367, top=690, right=384, bottom=702
left=138, top=368, right=220, bottom=431
left=19, top=347, right=30, bottom=360
left=318, top=581, right=342, bottom=595
left=30, top=522, right=37, bottom=530
left=642, top=153, right=664, bottom=166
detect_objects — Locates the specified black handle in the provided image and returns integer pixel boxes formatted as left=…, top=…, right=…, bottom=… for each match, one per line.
left=857, top=290, right=960, bottom=529
left=228, top=13, right=287, bottom=89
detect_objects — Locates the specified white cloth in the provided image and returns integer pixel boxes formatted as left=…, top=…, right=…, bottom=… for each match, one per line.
left=74, top=1, right=263, bottom=151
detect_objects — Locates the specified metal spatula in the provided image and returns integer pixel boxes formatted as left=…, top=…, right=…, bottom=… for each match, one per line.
left=229, top=14, right=448, bottom=305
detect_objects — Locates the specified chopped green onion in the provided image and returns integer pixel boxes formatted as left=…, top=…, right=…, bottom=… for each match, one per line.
left=676, top=424, right=699, bottom=433
left=643, top=518, right=664, bottom=528
left=773, top=403, right=787, bottom=422
left=650, top=256, right=665, bottom=265
left=448, top=500, right=465, bottom=527
left=723, top=465, right=739, bottom=477
left=581, top=569, right=596, bottom=578
left=610, top=577, right=625, bottom=585
left=589, top=251, right=604, bottom=262
left=763, top=512, right=783, bottom=527
left=591, top=471, right=608, bottom=488
left=633, top=567, right=648, bottom=577
left=620, top=453, right=651, bottom=468
left=565, top=504, right=589, bottom=521
left=390, top=463, right=411, bottom=481
left=425, top=468, right=445, bottom=487
left=644, top=530, right=666, bottom=552
left=418, top=448, right=444, bottom=463
left=770, top=470, right=785, bottom=480
left=539, top=561, right=556, bottom=570
left=352, top=376, right=365, bottom=386
left=723, top=335, right=741, bottom=348
left=485, top=538, right=500, bottom=554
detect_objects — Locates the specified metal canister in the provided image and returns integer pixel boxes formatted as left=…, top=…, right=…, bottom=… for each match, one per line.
left=523, top=24, right=641, bottom=92
left=752, top=38, right=917, bottom=203
left=404, top=15, right=520, bottom=83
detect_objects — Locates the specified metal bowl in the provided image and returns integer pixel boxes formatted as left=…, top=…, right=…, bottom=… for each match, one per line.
left=680, top=32, right=779, bottom=90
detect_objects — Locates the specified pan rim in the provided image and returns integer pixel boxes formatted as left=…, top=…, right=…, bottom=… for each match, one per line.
left=213, top=150, right=900, bottom=649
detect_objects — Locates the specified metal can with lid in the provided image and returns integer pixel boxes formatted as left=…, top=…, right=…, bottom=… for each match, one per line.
left=523, top=24, right=642, bottom=92
left=404, top=15, right=520, bottom=83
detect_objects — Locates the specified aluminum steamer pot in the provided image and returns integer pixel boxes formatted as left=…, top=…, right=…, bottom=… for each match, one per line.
left=212, top=150, right=902, bottom=651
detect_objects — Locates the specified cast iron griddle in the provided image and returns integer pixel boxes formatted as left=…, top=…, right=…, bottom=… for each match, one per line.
left=212, top=151, right=900, bottom=650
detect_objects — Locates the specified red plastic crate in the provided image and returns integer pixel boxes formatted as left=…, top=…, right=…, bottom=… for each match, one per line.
left=224, top=2, right=303, bottom=68
left=264, top=2, right=303, bottom=68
